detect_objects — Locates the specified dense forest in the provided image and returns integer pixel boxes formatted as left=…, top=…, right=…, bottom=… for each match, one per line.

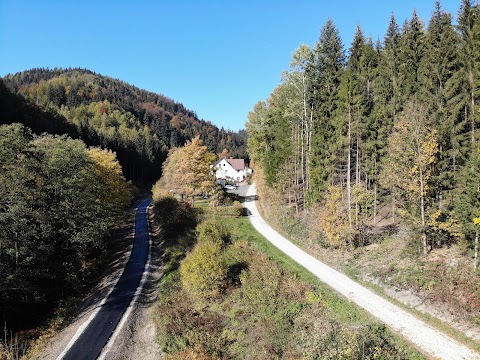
left=0, top=123, right=132, bottom=334
left=1, top=68, right=248, bottom=185
left=247, top=0, right=480, bottom=261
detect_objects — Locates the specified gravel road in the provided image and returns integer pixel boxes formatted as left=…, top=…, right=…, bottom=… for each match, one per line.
left=242, top=184, right=480, bottom=360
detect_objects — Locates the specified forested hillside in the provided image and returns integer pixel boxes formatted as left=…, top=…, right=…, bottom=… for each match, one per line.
left=1, top=68, right=247, bottom=185
left=247, top=1, right=480, bottom=262
left=0, top=123, right=132, bottom=336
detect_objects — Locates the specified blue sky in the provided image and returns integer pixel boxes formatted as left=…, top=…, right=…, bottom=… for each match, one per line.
left=0, top=0, right=461, bottom=131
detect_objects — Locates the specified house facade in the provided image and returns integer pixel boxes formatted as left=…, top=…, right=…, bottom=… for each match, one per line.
left=212, top=158, right=251, bottom=184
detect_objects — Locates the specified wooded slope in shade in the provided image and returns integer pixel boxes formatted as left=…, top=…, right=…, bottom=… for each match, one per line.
left=1, top=68, right=248, bottom=185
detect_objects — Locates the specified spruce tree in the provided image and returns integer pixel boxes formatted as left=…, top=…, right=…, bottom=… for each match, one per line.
left=454, top=0, right=480, bottom=147
left=420, top=1, right=460, bottom=200
left=309, top=19, right=345, bottom=201
left=399, top=10, right=425, bottom=102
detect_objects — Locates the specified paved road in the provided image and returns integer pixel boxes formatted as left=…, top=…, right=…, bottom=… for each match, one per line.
left=61, top=198, right=151, bottom=360
left=242, top=184, right=480, bottom=360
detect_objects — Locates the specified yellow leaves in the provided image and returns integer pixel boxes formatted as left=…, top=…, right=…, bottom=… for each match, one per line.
left=428, top=210, right=465, bottom=241
left=381, top=99, right=438, bottom=200
left=88, top=147, right=132, bottom=214
left=474, top=217, right=480, bottom=226
left=88, top=147, right=123, bottom=176
left=319, top=185, right=350, bottom=246
left=420, top=130, right=438, bottom=167
left=153, top=136, right=216, bottom=202
left=180, top=238, right=228, bottom=303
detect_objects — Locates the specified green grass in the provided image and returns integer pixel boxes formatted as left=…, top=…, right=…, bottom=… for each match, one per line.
left=216, top=216, right=424, bottom=357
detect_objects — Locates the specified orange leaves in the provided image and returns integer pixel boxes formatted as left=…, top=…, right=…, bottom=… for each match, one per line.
left=153, top=136, right=216, bottom=201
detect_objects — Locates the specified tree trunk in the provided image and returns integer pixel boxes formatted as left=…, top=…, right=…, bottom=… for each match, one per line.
left=419, top=167, right=427, bottom=255
left=15, top=241, right=19, bottom=270
left=470, top=70, right=476, bottom=145
left=347, top=106, right=353, bottom=248
left=392, top=188, right=396, bottom=225
left=474, top=229, right=478, bottom=272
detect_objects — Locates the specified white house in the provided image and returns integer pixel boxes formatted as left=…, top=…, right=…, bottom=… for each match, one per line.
left=211, top=158, right=251, bottom=184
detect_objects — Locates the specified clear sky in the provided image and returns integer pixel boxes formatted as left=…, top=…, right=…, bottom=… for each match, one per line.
left=0, top=0, right=461, bottom=131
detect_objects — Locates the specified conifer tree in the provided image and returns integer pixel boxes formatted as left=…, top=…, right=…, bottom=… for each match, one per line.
left=309, top=19, right=345, bottom=201
left=453, top=0, right=480, bottom=148
left=337, top=26, right=378, bottom=230
left=420, top=1, right=460, bottom=199
left=368, top=14, right=402, bottom=222
left=399, top=10, right=425, bottom=101
left=457, top=0, right=480, bottom=146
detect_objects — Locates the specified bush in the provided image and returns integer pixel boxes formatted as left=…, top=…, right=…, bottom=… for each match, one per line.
left=232, top=201, right=244, bottom=217
left=180, top=239, right=228, bottom=303
left=157, top=290, right=227, bottom=357
left=153, top=196, right=196, bottom=235
left=196, top=218, right=230, bottom=245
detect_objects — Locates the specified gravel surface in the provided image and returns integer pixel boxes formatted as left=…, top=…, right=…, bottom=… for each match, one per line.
left=243, top=184, right=480, bottom=360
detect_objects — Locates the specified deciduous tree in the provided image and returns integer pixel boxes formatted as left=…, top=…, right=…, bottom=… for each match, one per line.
left=380, top=100, right=438, bottom=254
left=154, top=136, right=216, bottom=205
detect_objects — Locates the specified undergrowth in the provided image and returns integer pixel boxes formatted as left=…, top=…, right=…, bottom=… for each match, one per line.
left=152, top=195, right=424, bottom=359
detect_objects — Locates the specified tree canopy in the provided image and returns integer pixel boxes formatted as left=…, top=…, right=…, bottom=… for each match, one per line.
left=153, top=136, right=216, bottom=205
left=0, top=123, right=132, bottom=332
left=246, top=0, right=480, bottom=258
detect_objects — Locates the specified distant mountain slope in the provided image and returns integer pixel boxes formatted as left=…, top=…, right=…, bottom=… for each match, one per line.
left=1, top=68, right=247, bottom=184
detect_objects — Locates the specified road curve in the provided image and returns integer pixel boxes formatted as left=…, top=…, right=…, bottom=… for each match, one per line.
left=242, top=185, right=480, bottom=360
left=59, top=198, right=151, bottom=360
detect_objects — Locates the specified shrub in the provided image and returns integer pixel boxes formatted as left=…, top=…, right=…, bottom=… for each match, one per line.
left=232, top=201, right=244, bottom=217
left=196, top=218, right=230, bottom=245
left=153, top=196, right=196, bottom=235
left=157, top=290, right=227, bottom=357
left=180, top=239, right=228, bottom=303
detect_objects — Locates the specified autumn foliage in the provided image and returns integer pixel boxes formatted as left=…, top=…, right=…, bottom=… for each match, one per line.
left=153, top=136, right=216, bottom=205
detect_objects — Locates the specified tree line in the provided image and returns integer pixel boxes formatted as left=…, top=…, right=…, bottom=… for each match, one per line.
left=1, top=68, right=247, bottom=185
left=0, top=123, right=132, bottom=333
left=246, top=0, right=480, bottom=264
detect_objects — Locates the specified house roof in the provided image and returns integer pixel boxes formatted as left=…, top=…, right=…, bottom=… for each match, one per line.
left=226, top=158, right=245, bottom=170
left=213, top=158, right=246, bottom=170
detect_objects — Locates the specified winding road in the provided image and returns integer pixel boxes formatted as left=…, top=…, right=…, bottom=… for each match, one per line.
left=58, top=198, right=151, bottom=360
left=242, top=184, right=480, bottom=360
